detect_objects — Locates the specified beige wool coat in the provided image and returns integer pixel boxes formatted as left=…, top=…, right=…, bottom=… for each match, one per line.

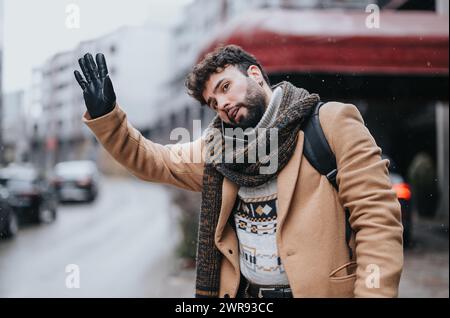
left=83, top=101, right=403, bottom=298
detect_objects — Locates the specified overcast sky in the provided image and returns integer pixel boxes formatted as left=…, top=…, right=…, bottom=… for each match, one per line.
left=2, top=0, right=193, bottom=93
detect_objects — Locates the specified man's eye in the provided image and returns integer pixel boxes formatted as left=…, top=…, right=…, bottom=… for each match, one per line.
left=223, top=83, right=230, bottom=92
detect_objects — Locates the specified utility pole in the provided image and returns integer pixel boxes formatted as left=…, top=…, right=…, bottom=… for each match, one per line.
left=435, top=0, right=449, bottom=227
left=0, top=0, right=4, bottom=166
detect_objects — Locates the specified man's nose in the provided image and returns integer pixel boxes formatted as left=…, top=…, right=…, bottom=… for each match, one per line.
left=216, top=98, right=230, bottom=112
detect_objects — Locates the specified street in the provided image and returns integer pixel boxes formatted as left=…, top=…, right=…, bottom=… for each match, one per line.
left=0, top=176, right=193, bottom=298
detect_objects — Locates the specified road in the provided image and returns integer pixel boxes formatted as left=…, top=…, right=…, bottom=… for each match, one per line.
left=0, top=176, right=194, bottom=298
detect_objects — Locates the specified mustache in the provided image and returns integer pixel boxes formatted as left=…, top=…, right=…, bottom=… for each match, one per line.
left=228, top=104, right=245, bottom=123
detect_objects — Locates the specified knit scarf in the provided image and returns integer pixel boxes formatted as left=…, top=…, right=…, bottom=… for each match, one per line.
left=195, top=81, right=320, bottom=297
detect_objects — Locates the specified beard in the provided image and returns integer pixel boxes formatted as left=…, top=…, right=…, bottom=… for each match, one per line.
left=227, top=78, right=267, bottom=129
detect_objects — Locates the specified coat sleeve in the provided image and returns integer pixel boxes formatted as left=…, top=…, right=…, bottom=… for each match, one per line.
left=319, top=102, right=403, bottom=298
left=82, top=103, right=205, bottom=192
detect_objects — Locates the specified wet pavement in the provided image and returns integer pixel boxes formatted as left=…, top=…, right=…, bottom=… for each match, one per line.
left=399, top=217, right=449, bottom=298
left=0, top=176, right=187, bottom=297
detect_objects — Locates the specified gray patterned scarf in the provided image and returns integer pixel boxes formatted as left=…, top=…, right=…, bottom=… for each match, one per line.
left=195, top=81, right=320, bottom=297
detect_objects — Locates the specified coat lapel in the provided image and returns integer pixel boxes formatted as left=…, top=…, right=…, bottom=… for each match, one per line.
left=214, top=178, right=239, bottom=243
left=277, top=131, right=305, bottom=234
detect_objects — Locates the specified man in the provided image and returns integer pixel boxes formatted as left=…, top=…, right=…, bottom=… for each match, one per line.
left=74, top=45, right=403, bottom=298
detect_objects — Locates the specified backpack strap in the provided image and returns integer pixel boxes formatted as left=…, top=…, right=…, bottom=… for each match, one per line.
left=303, top=102, right=354, bottom=260
left=303, top=102, right=338, bottom=188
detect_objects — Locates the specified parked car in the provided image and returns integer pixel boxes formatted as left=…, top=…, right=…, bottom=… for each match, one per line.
left=0, top=165, right=58, bottom=224
left=52, top=160, right=99, bottom=203
left=384, top=155, right=413, bottom=247
left=0, top=185, right=19, bottom=238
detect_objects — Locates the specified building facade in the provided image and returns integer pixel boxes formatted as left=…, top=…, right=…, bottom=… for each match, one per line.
left=31, top=23, right=172, bottom=170
left=156, top=0, right=379, bottom=142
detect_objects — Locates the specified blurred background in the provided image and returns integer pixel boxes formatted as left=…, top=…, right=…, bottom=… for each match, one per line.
left=0, top=0, right=448, bottom=297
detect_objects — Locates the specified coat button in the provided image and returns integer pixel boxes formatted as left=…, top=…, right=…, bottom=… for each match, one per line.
left=210, top=149, right=215, bottom=156
left=224, top=294, right=230, bottom=298
left=228, top=249, right=233, bottom=255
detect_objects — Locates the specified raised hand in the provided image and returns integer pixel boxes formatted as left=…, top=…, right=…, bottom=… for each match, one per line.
left=74, top=53, right=116, bottom=119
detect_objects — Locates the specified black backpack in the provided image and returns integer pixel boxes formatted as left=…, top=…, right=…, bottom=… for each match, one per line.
left=303, top=102, right=354, bottom=260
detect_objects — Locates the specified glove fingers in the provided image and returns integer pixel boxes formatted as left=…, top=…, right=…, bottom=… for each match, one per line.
left=84, top=53, right=99, bottom=79
left=78, top=58, right=92, bottom=83
left=74, top=71, right=87, bottom=90
left=96, top=53, right=109, bottom=79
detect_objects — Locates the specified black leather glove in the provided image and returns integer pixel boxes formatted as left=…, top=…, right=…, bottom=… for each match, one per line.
left=74, top=53, right=116, bottom=119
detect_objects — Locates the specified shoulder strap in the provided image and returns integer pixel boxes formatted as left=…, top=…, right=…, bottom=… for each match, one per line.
left=303, top=101, right=353, bottom=260
left=303, top=102, right=338, bottom=190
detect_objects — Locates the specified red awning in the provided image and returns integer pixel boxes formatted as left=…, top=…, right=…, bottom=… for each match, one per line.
left=199, top=9, right=449, bottom=76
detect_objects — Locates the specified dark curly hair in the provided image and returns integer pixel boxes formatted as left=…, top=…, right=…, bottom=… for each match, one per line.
left=185, top=45, right=270, bottom=106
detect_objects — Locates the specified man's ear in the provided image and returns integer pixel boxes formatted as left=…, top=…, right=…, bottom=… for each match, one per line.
left=247, top=65, right=263, bottom=85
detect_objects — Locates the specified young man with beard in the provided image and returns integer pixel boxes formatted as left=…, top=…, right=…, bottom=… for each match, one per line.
left=74, top=45, right=403, bottom=298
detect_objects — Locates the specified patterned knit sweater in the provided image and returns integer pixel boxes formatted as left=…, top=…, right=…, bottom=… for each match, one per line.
left=231, top=87, right=289, bottom=285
